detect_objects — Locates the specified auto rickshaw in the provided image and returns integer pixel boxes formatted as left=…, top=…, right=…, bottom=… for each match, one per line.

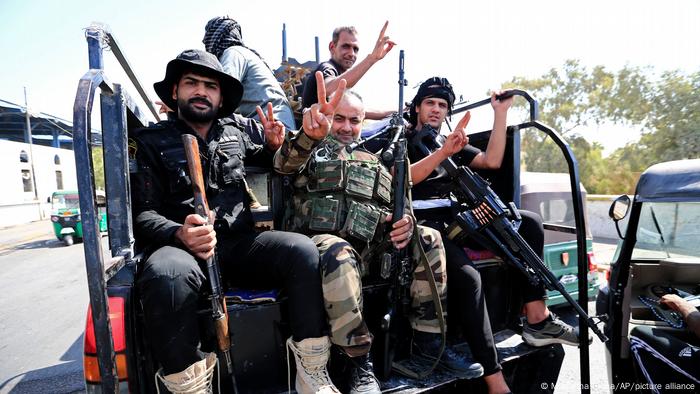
left=597, top=159, right=700, bottom=391
left=50, top=190, right=107, bottom=246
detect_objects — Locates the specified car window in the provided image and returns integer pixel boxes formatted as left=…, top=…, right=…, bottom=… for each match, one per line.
left=538, top=198, right=575, bottom=227
left=632, top=202, right=700, bottom=259
left=52, top=194, right=80, bottom=210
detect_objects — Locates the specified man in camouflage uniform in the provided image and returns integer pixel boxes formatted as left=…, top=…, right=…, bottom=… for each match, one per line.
left=274, top=72, right=483, bottom=393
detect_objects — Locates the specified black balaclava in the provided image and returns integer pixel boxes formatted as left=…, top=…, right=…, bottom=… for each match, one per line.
left=408, top=76, right=456, bottom=127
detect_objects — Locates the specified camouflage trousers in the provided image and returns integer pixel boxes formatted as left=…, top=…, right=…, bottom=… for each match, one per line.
left=409, top=225, right=448, bottom=334
left=312, top=225, right=447, bottom=357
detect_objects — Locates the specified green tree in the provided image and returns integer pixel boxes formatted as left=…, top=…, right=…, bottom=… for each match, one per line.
left=641, top=71, right=700, bottom=162
left=503, top=61, right=699, bottom=194
left=92, top=146, right=105, bottom=191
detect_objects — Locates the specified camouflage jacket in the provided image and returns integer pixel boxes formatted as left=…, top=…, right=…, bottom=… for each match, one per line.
left=274, top=131, right=393, bottom=244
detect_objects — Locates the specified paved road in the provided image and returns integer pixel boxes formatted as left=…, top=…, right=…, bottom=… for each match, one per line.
left=550, top=237, right=617, bottom=394
left=0, top=220, right=617, bottom=393
left=0, top=220, right=88, bottom=393
left=553, top=301, right=610, bottom=394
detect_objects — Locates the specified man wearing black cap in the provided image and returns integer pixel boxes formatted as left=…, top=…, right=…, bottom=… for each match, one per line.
left=131, top=49, right=340, bottom=393
left=405, top=77, right=582, bottom=394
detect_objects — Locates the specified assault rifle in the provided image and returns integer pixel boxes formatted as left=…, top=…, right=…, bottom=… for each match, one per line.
left=410, top=126, right=608, bottom=343
left=370, top=50, right=412, bottom=379
left=376, top=112, right=412, bottom=378
left=182, top=134, right=239, bottom=392
left=377, top=50, right=446, bottom=379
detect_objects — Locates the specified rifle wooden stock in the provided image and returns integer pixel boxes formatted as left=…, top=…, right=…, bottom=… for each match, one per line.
left=182, top=135, right=210, bottom=215
left=181, top=134, right=238, bottom=391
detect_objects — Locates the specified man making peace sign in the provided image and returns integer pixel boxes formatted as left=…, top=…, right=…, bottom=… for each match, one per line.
left=302, top=22, right=396, bottom=120
left=276, top=72, right=484, bottom=394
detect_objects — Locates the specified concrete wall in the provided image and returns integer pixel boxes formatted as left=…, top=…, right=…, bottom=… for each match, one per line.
left=586, top=194, right=631, bottom=241
left=0, top=140, right=77, bottom=227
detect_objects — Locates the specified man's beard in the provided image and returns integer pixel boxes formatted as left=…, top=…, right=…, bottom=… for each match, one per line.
left=177, top=97, right=218, bottom=123
left=332, top=131, right=357, bottom=145
left=421, top=117, right=443, bottom=130
left=341, top=58, right=354, bottom=70
left=332, top=56, right=354, bottom=73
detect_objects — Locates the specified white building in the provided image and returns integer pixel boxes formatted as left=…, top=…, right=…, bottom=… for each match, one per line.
left=0, top=139, right=77, bottom=227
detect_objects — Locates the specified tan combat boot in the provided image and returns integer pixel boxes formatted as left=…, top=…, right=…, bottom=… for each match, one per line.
left=286, top=336, right=340, bottom=394
left=156, top=352, right=217, bottom=394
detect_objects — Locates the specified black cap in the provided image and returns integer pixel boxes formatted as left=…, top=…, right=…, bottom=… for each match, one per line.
left=408, top=77, right=456, bottom=126
left=153, top=49, right=243, bottom=118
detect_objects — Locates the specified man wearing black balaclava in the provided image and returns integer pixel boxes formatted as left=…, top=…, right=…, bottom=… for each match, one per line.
left=405, top=77, right=586, bottom=394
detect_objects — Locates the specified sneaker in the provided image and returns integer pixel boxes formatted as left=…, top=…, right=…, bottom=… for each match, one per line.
left=522, top=314, right=591, bottom=347
left=411, top=331, right=484, bottom=379
left=347, top=353, right=381, bottom=394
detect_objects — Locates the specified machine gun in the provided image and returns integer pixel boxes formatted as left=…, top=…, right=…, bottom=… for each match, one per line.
left=182, top=134, right=239, bottom=393
left=410, top=126, right=608, bottom=343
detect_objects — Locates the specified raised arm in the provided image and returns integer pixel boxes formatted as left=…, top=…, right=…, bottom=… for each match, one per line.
left=255, top=102, right=285, bottom=151
left=469, top=90, right=513, bottom=170
left=324, top=21, right=395, bottom=95
left=364, top=108, right=395, bottom=121
left=410, top=112, right=471, bottom=184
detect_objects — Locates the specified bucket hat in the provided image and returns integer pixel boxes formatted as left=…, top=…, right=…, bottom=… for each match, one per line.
left=153, top=49, right=243, bottom=118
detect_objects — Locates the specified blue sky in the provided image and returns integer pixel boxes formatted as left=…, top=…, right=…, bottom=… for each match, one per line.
left=1, top=0, right=698, bottom=153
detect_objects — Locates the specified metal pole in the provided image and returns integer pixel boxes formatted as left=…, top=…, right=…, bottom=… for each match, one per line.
left=526, top=121, right=593, bottom=394
left=314, top=36, right=320, bottom=64
left=282, top=23, right=287, bottom=63
left=86, top=26, right=104, bottom=70
left=75, top=70, right=119, bottom=394
left=23, top=87, right=39, bottom=201
left=398, top=50, right=406, bottom=113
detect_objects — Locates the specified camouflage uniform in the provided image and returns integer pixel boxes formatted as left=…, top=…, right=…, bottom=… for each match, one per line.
left=274, top=130, right=447, bottom=356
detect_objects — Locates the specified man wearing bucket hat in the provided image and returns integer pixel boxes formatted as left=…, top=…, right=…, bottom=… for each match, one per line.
left=405, top=76, right=584, bottom=394
left=131, top=49, right=340, bottom=393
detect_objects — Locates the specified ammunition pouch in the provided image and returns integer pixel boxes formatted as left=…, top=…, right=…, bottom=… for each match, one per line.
left=374, top=165, right=392, bottom=204
left=309, top=194, right=345, bottom=232
left=343, top=200, right=382, bottom=243
left=293, top=159, right=393, bottom=243
left=308, top=160, right=345, bottom=192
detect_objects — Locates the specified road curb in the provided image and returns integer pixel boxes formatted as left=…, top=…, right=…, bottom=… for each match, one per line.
left=0, top=231, right=54, bottom=253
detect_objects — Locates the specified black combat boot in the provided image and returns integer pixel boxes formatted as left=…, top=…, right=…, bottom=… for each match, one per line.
left=345, top=352, right=381, bottom=394
left=411, top=330, right=484, bottom=379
